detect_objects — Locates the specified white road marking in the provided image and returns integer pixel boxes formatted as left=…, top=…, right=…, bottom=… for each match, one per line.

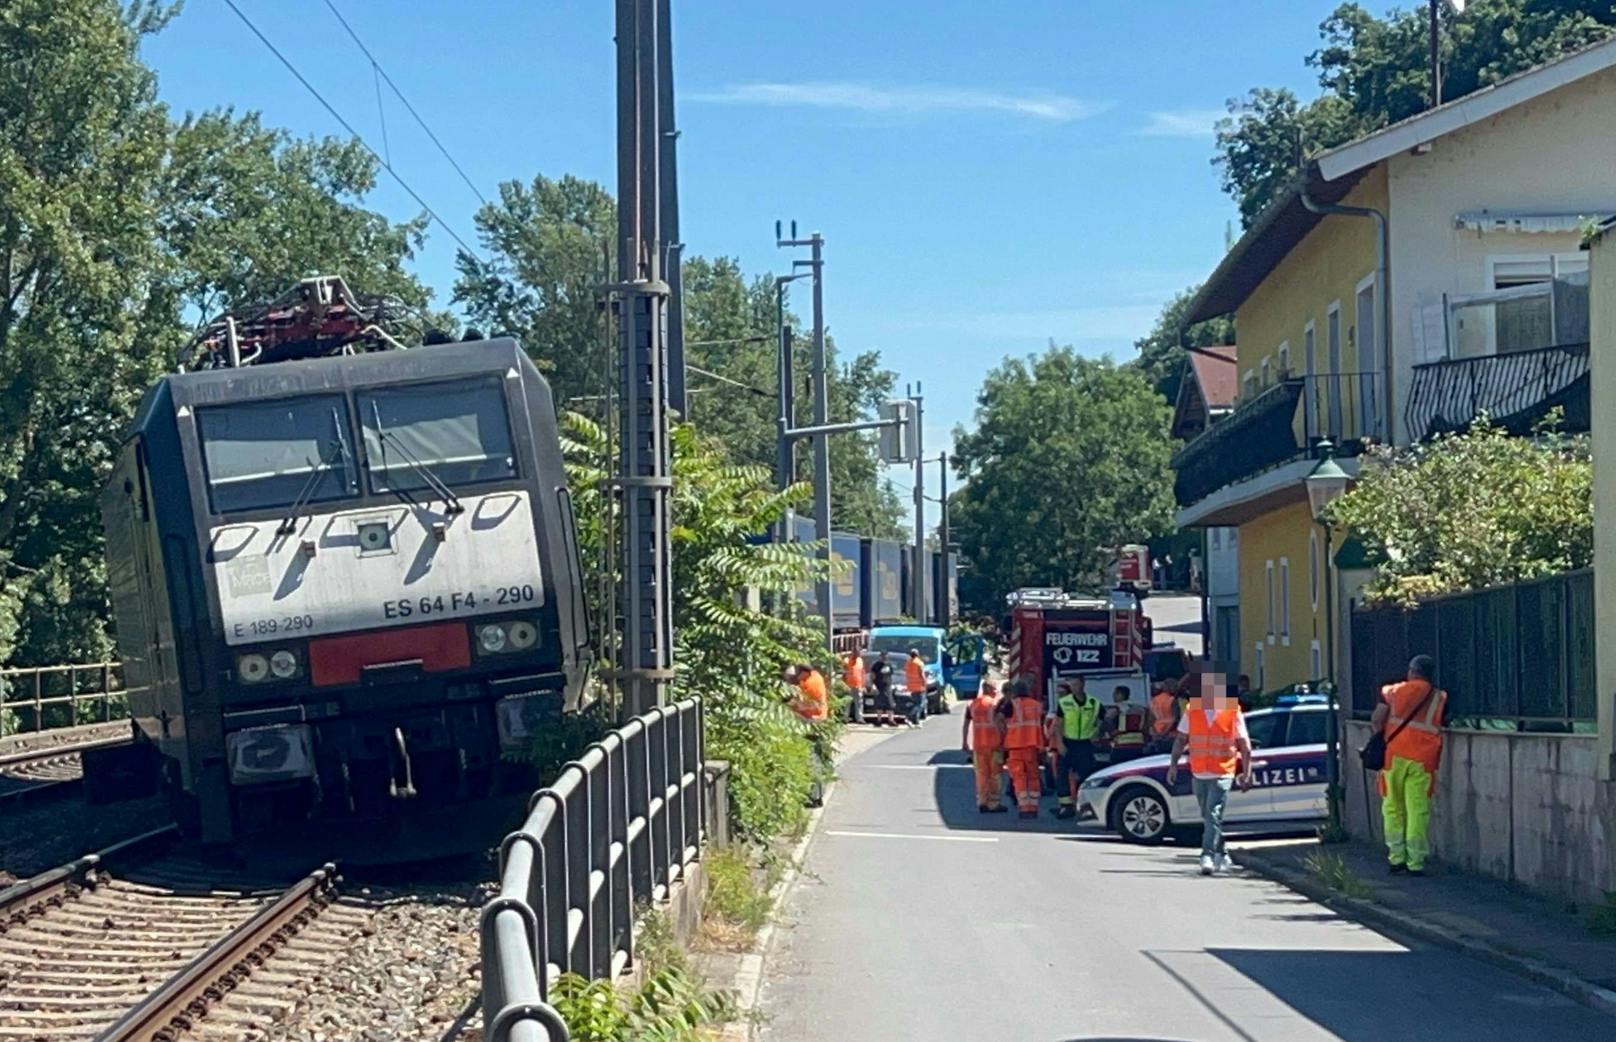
left=824, top=830, right=999, bottom=843
left=867, top=764, right=970, bottom=770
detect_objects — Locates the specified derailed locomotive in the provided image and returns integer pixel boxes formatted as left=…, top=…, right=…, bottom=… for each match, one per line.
left=100, top=277, right=589, bottom=851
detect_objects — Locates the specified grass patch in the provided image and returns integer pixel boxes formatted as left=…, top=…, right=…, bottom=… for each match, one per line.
left=1304, top=849, right=1373, bottom=899
left=697, top=846, right=785, bottom=952
left=550, top=966, right=736, bottom=1042
left=1585, top=892, right=1616, bottom=936
left=634, top=907, right=688, bottom=978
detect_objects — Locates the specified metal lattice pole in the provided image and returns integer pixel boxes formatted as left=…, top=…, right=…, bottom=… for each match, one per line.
left=612, top=0, right=675, bottom=717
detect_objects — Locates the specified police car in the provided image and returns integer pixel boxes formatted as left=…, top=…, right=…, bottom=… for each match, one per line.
left=1078, top=695, right=1330, bottom=843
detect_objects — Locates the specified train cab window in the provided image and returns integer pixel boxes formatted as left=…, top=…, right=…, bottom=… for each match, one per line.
left=357, top=377, right=517, bottom=493
left=197, top=395, right=359, bottom=514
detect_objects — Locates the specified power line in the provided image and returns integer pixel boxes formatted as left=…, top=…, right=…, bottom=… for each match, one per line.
left=321, top=0, right=491, bottom=207
left=687, top=364, right=773, bottom=399
left=221, top=0, right=481, bottom=258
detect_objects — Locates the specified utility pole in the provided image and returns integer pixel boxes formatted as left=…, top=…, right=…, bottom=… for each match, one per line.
left=778, top=224, right=831, bottom=648
left=656, top=0, right=686, bottom=416
left=909, top=384, right=927, bottom=623
left=774, top=273, right=809, bottom=491
left=611, top=0, right=675, bottom=716
left=1428, top=0, right=1442, bottom=108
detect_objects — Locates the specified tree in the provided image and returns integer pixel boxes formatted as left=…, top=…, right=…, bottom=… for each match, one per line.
left=455, top=178, right=905, bottom=537
left=1132, top=285, right=1236, bottom=404
left=1327, top=416, right=1591, bottom=606
left=559, top=411, right=836, bottom=841
left=1216, top=2, right=1616, bottom=224
left=950, top=349, right=1176, bottom=612
left=0, top=0, right=437, bottom=666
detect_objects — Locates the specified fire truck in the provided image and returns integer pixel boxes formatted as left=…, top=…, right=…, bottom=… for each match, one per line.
left=1003, top=587, right=1152, bottom=708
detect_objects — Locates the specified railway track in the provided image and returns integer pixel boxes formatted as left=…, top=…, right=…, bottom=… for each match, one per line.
left=0, top=828, right=368, bottom=1041
left=0, top=736, right=132, bottom=811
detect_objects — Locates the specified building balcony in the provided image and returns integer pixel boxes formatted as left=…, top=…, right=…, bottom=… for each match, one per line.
left=1172, top=371, right=1380, bottom=520
left=1405, top=342, right=1589, bottom=443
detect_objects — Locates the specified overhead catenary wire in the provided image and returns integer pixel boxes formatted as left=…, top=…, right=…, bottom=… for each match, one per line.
left=320, top=0, right=491, bottom=207
left=221, top=0, right=481, bottom=258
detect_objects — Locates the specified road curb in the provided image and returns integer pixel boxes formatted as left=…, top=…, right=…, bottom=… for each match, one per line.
left=1230, top=846, right=1616, bottom=1020
left=713, top=726, right=902, bottom=1041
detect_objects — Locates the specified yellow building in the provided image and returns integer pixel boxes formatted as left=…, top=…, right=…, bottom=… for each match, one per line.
left=1174, top=38, right=1616, bottom=691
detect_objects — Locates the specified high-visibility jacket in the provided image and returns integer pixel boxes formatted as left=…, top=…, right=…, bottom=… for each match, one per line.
left=1381, top=679, right=1446, bottom=772
left=1149, top=692, right=1177, bottom=735
left=1112, top=702, right=1148, bottom=747
left=793, top=670, right=828, bottom=721
left=968, top=694, right=1003, bottom=752
left=906, top=658, right=928, bottom=693
left=1004, top=696, right=1044, bottom=750
left=1057, top=694, right=1101, bottom=740
left=843, top=654, right=866, bottom=691
left=1185, top=698, right=1241, bottom=776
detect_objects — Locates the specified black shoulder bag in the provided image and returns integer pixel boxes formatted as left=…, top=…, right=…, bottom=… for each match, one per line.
left=1359, top=686, right=1437, bottom=772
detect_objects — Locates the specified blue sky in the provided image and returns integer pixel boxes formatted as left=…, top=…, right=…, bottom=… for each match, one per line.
left=144, top=1, right=1335, bottom=525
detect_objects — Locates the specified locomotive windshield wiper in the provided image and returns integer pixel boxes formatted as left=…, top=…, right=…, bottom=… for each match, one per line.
left=369, top=401, right=464, bottom=517
left=276, top=405, right=352, bottom=536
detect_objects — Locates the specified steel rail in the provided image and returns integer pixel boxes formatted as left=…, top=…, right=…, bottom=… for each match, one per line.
left=0, top=824, right=179, bottom=926
left=94, top=862, right=339, bottom=1042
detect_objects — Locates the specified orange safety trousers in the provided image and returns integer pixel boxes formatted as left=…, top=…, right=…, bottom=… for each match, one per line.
left=1006, top=747, right=1041, bottom=812
left=973, top=749, right=1004, bottom=809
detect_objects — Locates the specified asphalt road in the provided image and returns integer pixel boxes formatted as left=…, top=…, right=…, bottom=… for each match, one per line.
left=757, top=716, right=1616, bottom=1040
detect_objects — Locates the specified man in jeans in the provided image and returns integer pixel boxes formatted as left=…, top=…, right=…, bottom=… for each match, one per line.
left=1166, top=671, right=1254, bottom=875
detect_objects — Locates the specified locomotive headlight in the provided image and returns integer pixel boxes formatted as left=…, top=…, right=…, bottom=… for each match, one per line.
left=507, top=620, right=539, bottom=651
left=237, top=653, right=270, bottom=684
left=269, top=649, right=300, bottom=679
left=477, top=623, right=508, bottom=653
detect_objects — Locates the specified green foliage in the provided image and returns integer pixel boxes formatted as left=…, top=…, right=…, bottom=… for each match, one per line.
left=703, top=846, right=778, bottom=941
left=1216, top=2, right=1616, bottom=224
left=1327, top=417, right=1591, bottom=606
left=1585, top=892, right=1616, bottom=935
left=0, top=0, right=435, bottom=667
left=1131, top=285, right=1235, bottom=404
left=1304, top=849, right=1372, bottom=898
left=550, top=966, right=736, bottom=1042
left=557, top=410, right=839, bottom=842
left=950, top=349, right=1176, bottom=613
left=452, top=176, right=904, bottom=538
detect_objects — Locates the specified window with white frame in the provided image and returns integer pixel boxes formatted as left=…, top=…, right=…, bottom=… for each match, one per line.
left=1489, top=254, right=1590, bottom=354
left=1279, top=557, right=1290, bottom=644
left=1310, top=639, right=1322, bottom=680
left=1260, top=356, right=1272, bottom=387
left=1210, top=528, right=1221, bottom=550
left=1309, top=531, right=1320, bottom=609
left=1265, top=560, right=1275, bottom=643
left=1254, top=644, right=1265, bottom=690
left=1242, top=370, right=1258, bottom=400
left=1277, top=340, right=1291, bottom=377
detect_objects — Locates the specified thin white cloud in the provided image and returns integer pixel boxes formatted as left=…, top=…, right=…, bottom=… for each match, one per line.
left=1139, top=108, right=1226, bottom=138
left=687, top=81, right=1111, bottom=123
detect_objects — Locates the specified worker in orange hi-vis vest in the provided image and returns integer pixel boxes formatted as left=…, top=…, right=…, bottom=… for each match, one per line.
left=998, top=678, right=1046, bottom=818
left=1166, top=670, right=1253, bottom=876
left=1371, top=654, right=1447, bottom=876
left=904, top=648, right=929, bottom=728
left=842, top=649, right=867, bottom=724
left=960, top=678, right=1008, bottom=813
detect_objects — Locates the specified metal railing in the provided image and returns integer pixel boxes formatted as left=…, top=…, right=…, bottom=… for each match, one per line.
left=0, top=663, right=128, bottom=735
left=1173, top=372, right=1379, bottom=508
left=1405, top=342, right=1589, bottom=443
left=481, top=698, right=706, bottom=1042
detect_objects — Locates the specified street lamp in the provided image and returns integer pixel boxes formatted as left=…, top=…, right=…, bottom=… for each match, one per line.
left=1306, top=439, right=1352, bottom=837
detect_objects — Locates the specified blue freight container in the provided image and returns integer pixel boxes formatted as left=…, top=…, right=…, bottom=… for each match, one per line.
left=830, top=532, right=863, bottom=630
left=861, top=538, right=904, bottom=627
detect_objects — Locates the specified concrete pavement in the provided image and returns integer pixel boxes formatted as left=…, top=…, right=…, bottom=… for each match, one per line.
left=756, top=714, right=1616, bottom=1041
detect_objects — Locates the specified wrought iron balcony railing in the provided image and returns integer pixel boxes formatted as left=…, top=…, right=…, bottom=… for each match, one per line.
left=1173, top=371, right=1379, bottom=508
left=1405, top=342, right=1589, bottom=443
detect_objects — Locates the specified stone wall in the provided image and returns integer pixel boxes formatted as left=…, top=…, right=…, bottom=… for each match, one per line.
left=1343, top=721, right=1616, bottom=903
